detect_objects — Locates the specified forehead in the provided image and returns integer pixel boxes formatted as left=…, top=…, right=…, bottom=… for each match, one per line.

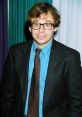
left=31, top=13, right=54, bottom=23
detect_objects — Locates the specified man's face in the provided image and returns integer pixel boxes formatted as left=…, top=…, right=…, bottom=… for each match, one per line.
left=29, top=13, right=56, bottom=48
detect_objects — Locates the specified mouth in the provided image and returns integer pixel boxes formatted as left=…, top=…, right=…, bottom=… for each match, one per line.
left=38, top=35, right=45, bottom=39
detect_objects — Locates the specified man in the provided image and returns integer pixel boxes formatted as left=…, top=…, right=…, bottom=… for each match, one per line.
left=0, top=2, right=82, bottom=117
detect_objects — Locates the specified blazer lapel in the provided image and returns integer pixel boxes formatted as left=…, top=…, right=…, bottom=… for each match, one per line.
left=19, top=41, right=32, bottom=106
left=43, top=40, right=61, bottom=110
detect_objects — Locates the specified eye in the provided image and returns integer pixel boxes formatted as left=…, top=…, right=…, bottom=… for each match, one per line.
left=33, top=22, right=39, bottom=27
left=45, top=23, right=51, bottom=27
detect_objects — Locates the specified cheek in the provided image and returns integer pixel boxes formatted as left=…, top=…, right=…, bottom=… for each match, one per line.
left=46, top=30, right=54, bottom=37
left=31, top=30, right=37, bottom=37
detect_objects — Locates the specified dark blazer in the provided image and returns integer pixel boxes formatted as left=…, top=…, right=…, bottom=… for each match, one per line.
left=0, top=40, right=82, bottom=117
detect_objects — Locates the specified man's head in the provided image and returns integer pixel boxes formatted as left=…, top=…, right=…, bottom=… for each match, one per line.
left=27, top=2, right=61, bottom=48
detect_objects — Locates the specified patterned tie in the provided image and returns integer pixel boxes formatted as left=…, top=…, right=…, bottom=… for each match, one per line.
left=27, top=48, right=41, bottom=117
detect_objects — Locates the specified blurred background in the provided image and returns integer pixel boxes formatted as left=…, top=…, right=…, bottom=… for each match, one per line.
left=0, top=0, right=82, bottom=80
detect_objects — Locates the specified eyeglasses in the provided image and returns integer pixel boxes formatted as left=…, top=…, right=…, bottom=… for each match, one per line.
left=31, top=22, right=55, bottom=30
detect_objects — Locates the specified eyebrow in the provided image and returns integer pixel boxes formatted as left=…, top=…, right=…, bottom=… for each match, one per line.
left=32, top=20, right=53, bottom=23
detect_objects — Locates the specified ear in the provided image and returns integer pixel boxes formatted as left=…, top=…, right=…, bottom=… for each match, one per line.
left=54, top=27, right=58, bottom=32
left=29, top=27, right=31, bottom=32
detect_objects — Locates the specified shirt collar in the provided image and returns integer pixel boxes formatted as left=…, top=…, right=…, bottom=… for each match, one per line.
left=32, top=40, right=52, bottom=56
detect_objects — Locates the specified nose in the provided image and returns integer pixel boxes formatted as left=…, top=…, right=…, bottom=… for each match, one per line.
left=39, top=24, right=44, bottom=32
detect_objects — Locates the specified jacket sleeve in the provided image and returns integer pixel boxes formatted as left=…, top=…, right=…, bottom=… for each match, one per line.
left=0, top=48, right=15, bottom=117
left=67, top=52, right=82, bottom=117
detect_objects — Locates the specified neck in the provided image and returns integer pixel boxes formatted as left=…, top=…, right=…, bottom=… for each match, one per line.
left=34, top=39, right=53, bottom=49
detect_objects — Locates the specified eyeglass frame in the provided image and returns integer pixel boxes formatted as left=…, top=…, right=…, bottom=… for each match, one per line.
left=31, top=21, right=55, bottom=30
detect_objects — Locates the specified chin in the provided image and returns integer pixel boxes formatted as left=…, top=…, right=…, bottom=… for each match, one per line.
left=37, top=41, right=46, bottom=45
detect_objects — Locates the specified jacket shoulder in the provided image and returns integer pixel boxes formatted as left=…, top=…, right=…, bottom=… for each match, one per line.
left=8, top=40, right=32, bottom=54
left=54, top=40, right=80, bottom=57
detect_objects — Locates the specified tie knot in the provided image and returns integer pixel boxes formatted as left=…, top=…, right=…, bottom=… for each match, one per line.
left=35, top=48, right=41, bottom=56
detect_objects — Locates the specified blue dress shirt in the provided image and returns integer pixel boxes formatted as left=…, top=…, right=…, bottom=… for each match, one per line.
left=24, top=40, right=52, bottom=117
